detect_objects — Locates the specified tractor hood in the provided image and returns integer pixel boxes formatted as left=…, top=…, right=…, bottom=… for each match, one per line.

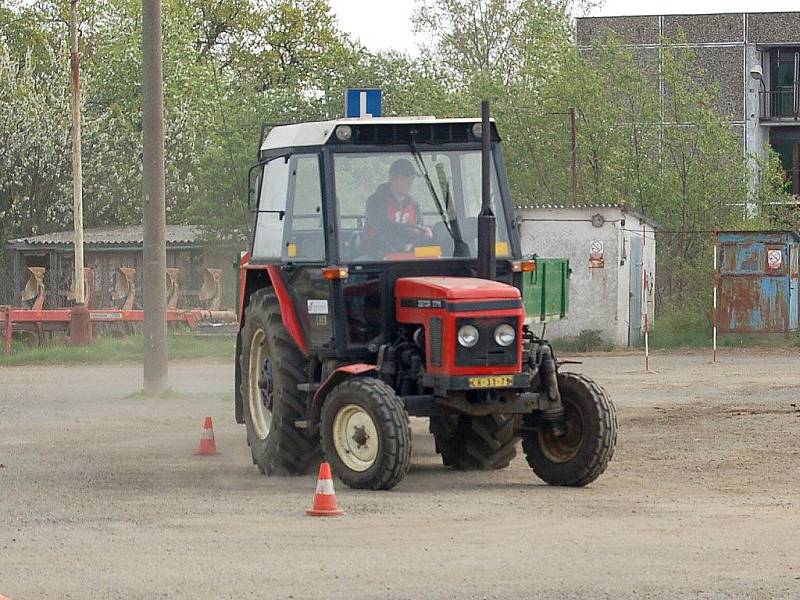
left=395, top=276, right=520, bottom=309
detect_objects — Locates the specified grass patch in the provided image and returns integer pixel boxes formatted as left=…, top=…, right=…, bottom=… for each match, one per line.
left=649, top=313, right=710, bottom=350
left=0, top=333, right=234, bottom=367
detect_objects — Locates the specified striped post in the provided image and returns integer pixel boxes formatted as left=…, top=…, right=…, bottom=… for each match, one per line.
left=712, top=229, right=718, bottom=363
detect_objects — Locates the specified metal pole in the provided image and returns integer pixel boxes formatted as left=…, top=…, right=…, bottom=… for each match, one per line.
left=569, top=107, right=578, bottom=207
left=142, top=0, right=168, bottom=393
left=477, top=100, right=496, bottom=281
left=642, top=224, right=653, bottom=374
left=70, top=0, right=84, bottom=306
left=4, top=307, right=12, bottom=356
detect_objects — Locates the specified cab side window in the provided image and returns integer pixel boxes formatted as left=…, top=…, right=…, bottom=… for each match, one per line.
left=283, top=155, right=324, bottom=261
left=252, top=158, right=290, bottom=259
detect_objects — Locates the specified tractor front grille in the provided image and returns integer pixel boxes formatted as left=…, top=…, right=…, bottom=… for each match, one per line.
left=455, top=317, right=519, bottom=367
left=428, top=317, right=443, bottom=367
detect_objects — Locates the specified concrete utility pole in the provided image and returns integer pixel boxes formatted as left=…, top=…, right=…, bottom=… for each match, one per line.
left=69, top=0, right=91, bottom=345
left=142, top=0, right=168, bottom=393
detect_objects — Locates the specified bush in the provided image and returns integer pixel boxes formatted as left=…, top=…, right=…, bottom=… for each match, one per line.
left=553, top=329, right=614, bottom=353
left=649, top=310, right=710, bottom=349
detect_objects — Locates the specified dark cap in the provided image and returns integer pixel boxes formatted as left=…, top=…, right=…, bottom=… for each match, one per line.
left=389, top=158, right=418, bottom=178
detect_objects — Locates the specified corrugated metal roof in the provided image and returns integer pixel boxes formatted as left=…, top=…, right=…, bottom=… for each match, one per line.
left=8, top=225, right=202, bottom=247
left=516, top=203, right=661, bottom=229
left=516, top=203, right=625, bottom=209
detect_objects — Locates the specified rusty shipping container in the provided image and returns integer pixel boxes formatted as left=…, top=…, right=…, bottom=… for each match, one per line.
left=716, top=231, right=800, bottom=333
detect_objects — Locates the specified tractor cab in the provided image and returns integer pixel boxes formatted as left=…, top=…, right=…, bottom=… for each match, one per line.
left=236, top=111, right=616, bottom=491
left=247, top=117, right=522, bottom=355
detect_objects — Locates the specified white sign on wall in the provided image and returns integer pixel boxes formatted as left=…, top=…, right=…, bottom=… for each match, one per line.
left=589, top=240, right=605, bottom=268
left=767, top=249, right=783, bottom=271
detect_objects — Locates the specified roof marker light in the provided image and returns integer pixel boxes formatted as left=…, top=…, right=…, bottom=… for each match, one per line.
left=335, top=125, right=353, bottom=142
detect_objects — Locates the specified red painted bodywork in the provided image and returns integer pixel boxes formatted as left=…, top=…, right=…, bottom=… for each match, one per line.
left=238, top=255, right=308, bottom=354
left=395, top=276, right=524, bottom=376
left=237, top=251, right=251, bottom=320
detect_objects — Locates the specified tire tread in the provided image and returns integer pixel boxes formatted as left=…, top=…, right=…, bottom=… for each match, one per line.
left=239, top=289, right=320, bottom=476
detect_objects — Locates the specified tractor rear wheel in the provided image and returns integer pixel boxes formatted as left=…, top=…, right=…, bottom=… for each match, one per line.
left=521, top=372, right=616, bottom=486
left=239, top=289, right=320, bottom=476
left=429, top=414, right=518, bottom=470
left=320, top=377, right=411, bottom=490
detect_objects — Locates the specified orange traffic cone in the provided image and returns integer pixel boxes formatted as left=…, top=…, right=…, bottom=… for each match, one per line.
left=194, top=416, right=220, bottom=455
left=306, top=462, right=344, bottom=517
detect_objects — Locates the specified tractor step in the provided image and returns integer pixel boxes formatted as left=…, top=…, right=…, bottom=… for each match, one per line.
left=297, top=383, right=320, bottom=392
left=294, top=419, right=310, bottom=429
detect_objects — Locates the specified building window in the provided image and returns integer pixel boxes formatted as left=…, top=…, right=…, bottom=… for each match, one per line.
left=766, top=49, right=799, bottom=120
left=774, top=141, right=800, bottom=197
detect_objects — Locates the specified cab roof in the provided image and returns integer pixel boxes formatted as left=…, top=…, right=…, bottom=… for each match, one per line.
left=260, top=117, right=497, bottom=152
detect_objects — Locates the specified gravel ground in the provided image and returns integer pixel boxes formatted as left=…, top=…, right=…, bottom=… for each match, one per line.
left=1, top=350, right=799, bottom=599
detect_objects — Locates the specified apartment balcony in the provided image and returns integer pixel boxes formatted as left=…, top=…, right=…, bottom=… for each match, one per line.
left=759, top=88, right=799, bottom=122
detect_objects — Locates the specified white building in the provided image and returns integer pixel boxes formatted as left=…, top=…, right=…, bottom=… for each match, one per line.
left=518, top=204, right=658, bottom=347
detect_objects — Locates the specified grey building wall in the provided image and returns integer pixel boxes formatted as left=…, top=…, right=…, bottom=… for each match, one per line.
left=518, top=205, right=656, bottom=347
left=576, top=12, right=800, bottom=184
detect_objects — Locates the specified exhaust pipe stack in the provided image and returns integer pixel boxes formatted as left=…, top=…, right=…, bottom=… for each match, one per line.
left=477, top=100, right=496, bottom=281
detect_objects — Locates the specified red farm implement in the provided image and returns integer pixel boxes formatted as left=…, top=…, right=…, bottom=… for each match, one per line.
left=1, top=306, right=237, bottom=355
left=1, top=265, right=236, bottom=355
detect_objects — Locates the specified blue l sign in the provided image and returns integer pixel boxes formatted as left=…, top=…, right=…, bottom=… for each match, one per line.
left=345, top=88, right=382, bottom=118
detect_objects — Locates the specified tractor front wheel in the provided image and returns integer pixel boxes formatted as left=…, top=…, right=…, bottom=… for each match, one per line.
left=521, top=372, right=617, bottom=486
left=320, top=377, right=411, bottom=490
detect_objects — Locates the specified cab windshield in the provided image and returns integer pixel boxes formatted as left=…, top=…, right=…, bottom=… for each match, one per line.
left=333, top=150, right=511, bottom=262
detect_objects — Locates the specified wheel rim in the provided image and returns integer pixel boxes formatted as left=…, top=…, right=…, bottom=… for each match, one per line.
left=247, top=328, right=273, bottom=441
left=332, top=404, right=379, bottom=472
left=538, top=398, right=584, bottom=463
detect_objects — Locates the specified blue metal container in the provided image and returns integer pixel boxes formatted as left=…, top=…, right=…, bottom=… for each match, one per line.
left=716, top=231, right=800, bottom=333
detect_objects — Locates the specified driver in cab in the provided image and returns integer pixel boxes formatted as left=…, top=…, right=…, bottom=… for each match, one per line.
left=362, top=158, right=433, bottom=255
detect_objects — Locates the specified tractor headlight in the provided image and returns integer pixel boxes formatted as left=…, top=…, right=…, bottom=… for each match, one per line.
left=457, top=324, right=480, bottom=348
left=493, top=324, right=516, bottom=347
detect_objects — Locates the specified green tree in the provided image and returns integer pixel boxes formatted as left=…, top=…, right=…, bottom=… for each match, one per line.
left=0, top=41, right=72, bottom=241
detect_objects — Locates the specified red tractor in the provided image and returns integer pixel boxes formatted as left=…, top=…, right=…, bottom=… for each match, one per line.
left=235, top=104, right=616, bottom=490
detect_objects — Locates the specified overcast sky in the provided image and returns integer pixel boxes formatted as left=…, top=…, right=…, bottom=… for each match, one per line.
left=327, top=0, right=800, bottom=54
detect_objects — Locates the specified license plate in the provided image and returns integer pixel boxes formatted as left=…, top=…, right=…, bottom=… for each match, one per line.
left=467, top=375, right=514, bottom=389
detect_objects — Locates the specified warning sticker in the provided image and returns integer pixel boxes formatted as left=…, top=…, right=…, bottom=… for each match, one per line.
left=767, top=249, right=783, bottom=271
left=589, top=240, right=605, bottom=268
left=307, top=299, right=329, bottom=314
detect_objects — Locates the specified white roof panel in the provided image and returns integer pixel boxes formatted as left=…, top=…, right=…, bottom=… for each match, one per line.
left=259, top=117, right=492, bottom=151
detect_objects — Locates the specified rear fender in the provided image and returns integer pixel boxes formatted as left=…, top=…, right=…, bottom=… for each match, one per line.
left=309, top=364, right=377, bottom=432
left=238, top=261, right=307, bottom=354
left=236, top=259, right=309, bottom=425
